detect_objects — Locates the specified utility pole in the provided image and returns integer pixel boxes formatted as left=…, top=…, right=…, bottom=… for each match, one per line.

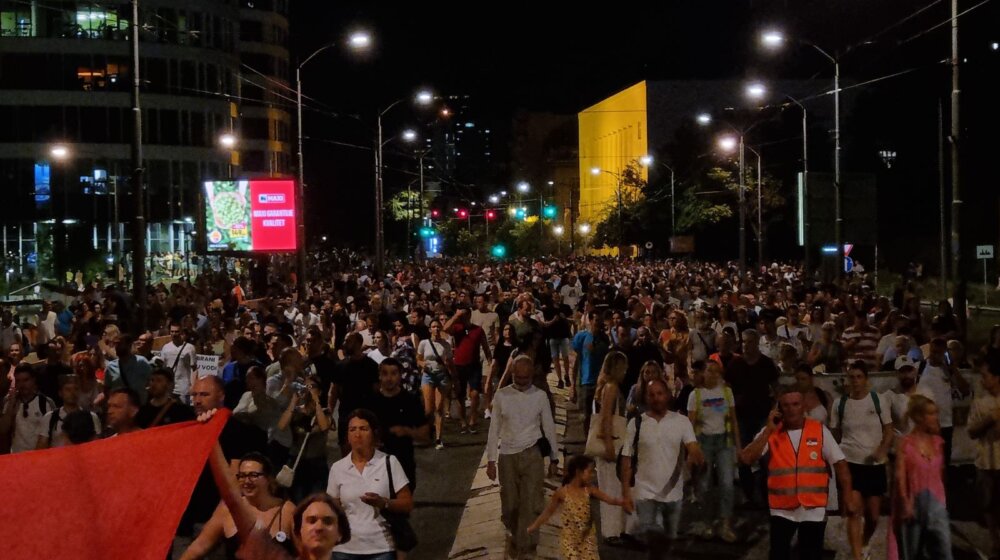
left=950, top=0, right=967, bottom=336
left=939, top=99, right=948, bottom=300
left=130, top=0, right=147, bottom=333
left=834, top=59, right=843, bottom=281
left=738, top=135, right=747, bottom=274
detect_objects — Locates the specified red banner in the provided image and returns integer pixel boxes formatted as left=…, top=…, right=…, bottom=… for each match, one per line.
left=0, top=410, right=230, bottom=560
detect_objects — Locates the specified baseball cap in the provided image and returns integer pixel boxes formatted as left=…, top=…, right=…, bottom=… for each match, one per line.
left=895, top=356, right=917, bottom=370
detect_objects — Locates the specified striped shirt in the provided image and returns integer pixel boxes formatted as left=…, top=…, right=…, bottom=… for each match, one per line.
left=840, top=326, right=881, bottom=370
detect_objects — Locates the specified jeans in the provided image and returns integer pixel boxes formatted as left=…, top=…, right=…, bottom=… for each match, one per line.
left=635, top=499, right=682, bottom=541
left=768, top=517, right=826, bottom=560
left=898, top=490, right=954, bottom=560
left=698, top=433, right=735, bottom=519
left=333, top=553, right=395, bottom=560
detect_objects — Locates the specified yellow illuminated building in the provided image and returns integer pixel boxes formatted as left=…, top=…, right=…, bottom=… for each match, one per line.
left=577, top=81, right=649, bottom=230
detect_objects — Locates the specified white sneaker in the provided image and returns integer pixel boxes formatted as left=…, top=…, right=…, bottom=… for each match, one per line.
left=484, top=410, right=491, bottom=419
left=435, top=439, right=445, bottom=450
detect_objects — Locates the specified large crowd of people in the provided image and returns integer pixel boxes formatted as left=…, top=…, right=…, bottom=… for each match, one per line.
left=1, top=255, right=999, bottom=560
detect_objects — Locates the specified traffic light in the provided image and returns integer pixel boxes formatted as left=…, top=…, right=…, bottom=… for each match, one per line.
left=491, top=244, right=507, bottom=258
left=485, top=210, right=496, bottom=220
left=543, top=205, right=558, bottom=219
left=457, top=208, right=469, bottom=219
left=431, top=209, right=440, bottom=218
left=514, top=207, right=527, bottom=220
left=419, top=226, right=436, bottom=238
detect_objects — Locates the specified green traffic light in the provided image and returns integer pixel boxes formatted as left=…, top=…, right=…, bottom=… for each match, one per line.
left=543, top=205, right=557, bottom=219
left=490, top=244, right=506, bottom=258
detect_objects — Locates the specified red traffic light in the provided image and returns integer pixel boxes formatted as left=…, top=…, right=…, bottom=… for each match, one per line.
left=431, top=209, right=440, bottom=218
left=486, top=210, right=496, bottom=220
left=457, top=209, right=469, bottom=219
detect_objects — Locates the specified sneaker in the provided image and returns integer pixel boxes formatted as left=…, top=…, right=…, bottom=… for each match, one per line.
left=468, top=425, right=478, bottom=434
left=435, top=439, right=444, bottom=450
left=459, top=425, right=469, bottom=435
left=484, top=409, right=492, bottom=420
left=718, top=524, right=737, bottom=543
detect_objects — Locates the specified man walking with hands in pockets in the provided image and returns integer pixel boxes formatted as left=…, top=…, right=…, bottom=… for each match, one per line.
left=487, top=355, right=559, bottom=560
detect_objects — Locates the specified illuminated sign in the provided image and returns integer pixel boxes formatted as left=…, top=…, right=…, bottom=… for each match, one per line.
left=204, top=179, right=297, bottom=252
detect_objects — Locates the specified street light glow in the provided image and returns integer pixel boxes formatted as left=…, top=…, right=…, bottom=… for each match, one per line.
left=500, top=190, right=507, bottom=196
left=590, top=167, right=601, bottom=176
left=553, top=225, right=564, bottom=236
left=517, top=181, right=530, bottom=193
left=761, top=30, right=785, bottom=48
left=746, top=82, right=767, bottom=100
left=547, top=180, right=554, bottom=186
left=348, top=31, right=372, bottom=49
left=578, top=223, right=591, bottom=235
left=718, top=136, right=738, bottom=152
left=696, top=113, right=712, bottom=125
left=489, top=195, right=499, bottom=204
left=639, top=155, right=653, bottom=166
left=401, top=129, right=418, bottom=142
left=219, top=133, right=236, bottom=148
left=49, top=145, right=69, bottom=159
left=416, top=90, right=434, bottom=105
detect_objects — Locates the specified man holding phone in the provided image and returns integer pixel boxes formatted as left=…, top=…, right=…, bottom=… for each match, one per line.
left=917, top=337, right=971, bottom=465
left=740, top=386, right=860, bottom=560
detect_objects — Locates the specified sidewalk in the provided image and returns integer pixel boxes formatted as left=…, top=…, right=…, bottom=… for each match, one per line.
left=448, top=381, right=576, bottom=560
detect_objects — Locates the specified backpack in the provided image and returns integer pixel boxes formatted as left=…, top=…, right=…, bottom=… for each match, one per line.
left=616, top=414, right=643, bottom=486
left=837, top=390, right=882, bottom=426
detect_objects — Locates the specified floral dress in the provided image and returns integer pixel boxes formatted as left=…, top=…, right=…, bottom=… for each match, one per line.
left=559, top=487, right=598, bottom=560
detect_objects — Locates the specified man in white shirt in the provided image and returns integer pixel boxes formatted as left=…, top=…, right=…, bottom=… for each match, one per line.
left=559, top=274, right=582, bottom=310
left=0, top=365, right=56, bottom=453
left=160, top=321, right=198, bottom=403
left=917, top=337, right=971, bottom=464
left=622, top=377, right=704, bottom=552
left=779, top=306, right=811, bottom=355
left=740, top=386, right=859, bottom=560
left=35, top=301, right=57, bottom=347
left=470, top=294, right=500, bottom=346
left=486, top=356, right=559, bottom=560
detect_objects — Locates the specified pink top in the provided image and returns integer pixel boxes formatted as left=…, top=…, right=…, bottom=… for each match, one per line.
left=899, top=434, right=946, bottom=504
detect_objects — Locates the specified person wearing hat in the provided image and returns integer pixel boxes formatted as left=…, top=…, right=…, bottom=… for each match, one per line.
left=888, top=362, right=921, bottom=436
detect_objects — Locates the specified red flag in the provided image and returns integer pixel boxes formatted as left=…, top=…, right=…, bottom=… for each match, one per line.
left=0, top=410, right=230, bottom=560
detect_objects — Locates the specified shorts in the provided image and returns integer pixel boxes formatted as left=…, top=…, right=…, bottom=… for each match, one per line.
left=421, top=369, right=450, bottom=389
left=548, top=338, right=571, bottom=359
left=847, top=462, right=887, bottom=498
left=456, top=362, right=483, bottom=393
left=976, top=469, right=1000, bottom=513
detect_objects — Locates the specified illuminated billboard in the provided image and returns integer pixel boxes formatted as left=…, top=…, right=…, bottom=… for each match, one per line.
left=204, top=179, right=297, bottom=252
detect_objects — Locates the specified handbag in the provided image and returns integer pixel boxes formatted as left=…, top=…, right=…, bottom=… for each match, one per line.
left=276, top=418, right=314, bottom=488
left=384, top=454, right=418, bottom=551
left=584, top=397, right=627, bottom=458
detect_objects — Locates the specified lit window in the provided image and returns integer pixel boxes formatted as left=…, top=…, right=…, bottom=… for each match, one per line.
left=0, top=11, right=32, bottom=36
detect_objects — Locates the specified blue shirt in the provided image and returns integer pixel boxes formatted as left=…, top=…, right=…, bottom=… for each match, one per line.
left=106, top=355, right=152, bottom=404
left=573, top=330, right=605, bottom=387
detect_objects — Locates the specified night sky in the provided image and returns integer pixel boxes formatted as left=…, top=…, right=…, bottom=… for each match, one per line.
left=288, top=1, right=999, bottom=256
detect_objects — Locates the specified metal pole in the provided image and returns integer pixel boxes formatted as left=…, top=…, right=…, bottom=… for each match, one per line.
left=295, top=66, right=307, bottom=301
left=939, top=99, right=948, bottom=300
left=950, top=0, right=966, bottom=336
left=739, top=135, right=746, bottom=274
left=130, top=0, right=147, bottom=332
left=406, top=182, right=411, bottom=259
left=834, top=60, right=843, bottom=281
left=376, top=115, right=385, bottom=276
left=670, top=167, right=675, bottom=237
left=417, top=152, right=425, bottom=262
left=756, top=149, right=763, bottom=266
left=617, top=175, right=623, bottom=256
left=801, top=106, right=810, bottom=278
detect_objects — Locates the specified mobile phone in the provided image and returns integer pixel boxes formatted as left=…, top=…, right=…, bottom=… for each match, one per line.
left=945, top=352, right=952, bottom=366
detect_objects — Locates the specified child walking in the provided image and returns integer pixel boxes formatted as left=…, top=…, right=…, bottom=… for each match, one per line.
left=527, top=455, right=632, bottom=560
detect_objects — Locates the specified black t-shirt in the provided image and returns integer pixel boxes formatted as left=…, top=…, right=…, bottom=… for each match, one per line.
left=34, top=362, right=71, bottom=406
left=332, top=357, right=379, bottom=439
left=182, top=417, right=267, bottom=532
left=542, top=304, right=573, bottom=340
left=306, top=352, right=338, bottom=405
left=135, top=399, right=196, bottom=428
left=368, top=391, right=427, bottom=483
left=724, top=354, right=779, bottom=422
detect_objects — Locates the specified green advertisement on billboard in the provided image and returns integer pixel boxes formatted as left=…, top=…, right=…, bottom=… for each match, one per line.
left=204, top=180, right=251, bottom=251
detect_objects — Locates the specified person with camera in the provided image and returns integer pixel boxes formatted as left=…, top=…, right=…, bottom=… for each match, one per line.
left=277, top=373, right=331, bottom=502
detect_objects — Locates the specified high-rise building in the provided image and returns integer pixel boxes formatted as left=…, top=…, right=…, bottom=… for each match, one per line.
left=0, top=0, right=246, bottom=279
left=427, top=94, right=501, bottom=199
left=237, top=0, right=291, bottom=177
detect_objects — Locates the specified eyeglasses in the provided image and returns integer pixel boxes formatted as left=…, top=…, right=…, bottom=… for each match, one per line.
left=235, top=472, right=265, bottom=481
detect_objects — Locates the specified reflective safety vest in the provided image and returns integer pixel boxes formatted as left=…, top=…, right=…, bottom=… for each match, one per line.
left=767, top=419, right=830, bottom=510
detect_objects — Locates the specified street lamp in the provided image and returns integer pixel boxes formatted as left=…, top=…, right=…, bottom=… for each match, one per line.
left=218, top=133, right=236, bottom=149
left=745, top=82, right=767, bottom=100
left=50, top=145, right=69, bottom=159
left=696, top=113, right=712, bottom=125
left=296, top=29, right=371, bottom=299
left=578, top=223, right=591, bottom=235
left=401, top=129, right=418, bottom=142
left=716, top=133, right=747, bottom=272
left=375, top=89, right=435, bottom=275
left=553, top=224, right=564, bottom=255
left=517, top=181, right=530, bottom=193
left=761, top=28, right=843, bottom=278
left=488, top=194, right=499, bottom=204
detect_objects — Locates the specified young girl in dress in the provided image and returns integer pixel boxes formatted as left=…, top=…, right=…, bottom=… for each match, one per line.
left=527, top=455, right=632, bottom=560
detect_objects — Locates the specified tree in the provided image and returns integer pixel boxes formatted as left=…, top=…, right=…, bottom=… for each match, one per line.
left=387, top=189, right=432, bottom=222
left=705, top=165, right=786, bottom=248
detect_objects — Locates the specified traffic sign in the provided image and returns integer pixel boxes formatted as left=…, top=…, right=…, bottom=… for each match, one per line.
left=645, top=241, right=653, bottom=249
left=844, top=257, right=854, bottom=273
left=977, top=245, right=994, bottom=259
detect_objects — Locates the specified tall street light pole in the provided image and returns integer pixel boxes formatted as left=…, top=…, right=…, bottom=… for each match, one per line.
left=295, top=31, right=370, bottom=301
left=747, top=145, right=763, bottom=266
left=761, top=31, right=841, bottom=279
left=950, top=0, right=966, bottom=335
left=130, top=0, right=146, bottom=332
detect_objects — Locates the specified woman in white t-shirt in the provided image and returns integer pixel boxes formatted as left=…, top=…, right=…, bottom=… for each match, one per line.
left=327, top=410, right=414, bottom=560
left=416, top=319, right=453, bottom=450
left=686, top=360, right=739, bottom=542
left=793, top=364, right=831, bottom=424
